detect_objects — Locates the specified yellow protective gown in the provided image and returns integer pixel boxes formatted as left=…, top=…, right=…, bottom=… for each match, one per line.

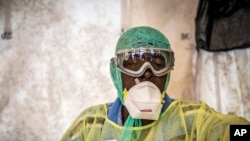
left=60, top=100, right=249, bottom=141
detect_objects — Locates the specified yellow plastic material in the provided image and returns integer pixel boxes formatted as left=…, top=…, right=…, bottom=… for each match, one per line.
left=123, top=88, right=128, bottom=100
left=61, top=100, right=249, bottom=141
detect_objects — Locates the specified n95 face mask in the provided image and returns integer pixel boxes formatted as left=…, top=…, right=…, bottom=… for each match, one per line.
left=123, top=80, right=163, bottom=120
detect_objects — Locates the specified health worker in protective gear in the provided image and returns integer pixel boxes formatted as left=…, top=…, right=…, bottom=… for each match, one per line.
left=60, top=26, right=250, bottom=141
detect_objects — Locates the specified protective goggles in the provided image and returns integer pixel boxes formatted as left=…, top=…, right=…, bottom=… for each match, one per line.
left=113, top=48, right=174, bottom=77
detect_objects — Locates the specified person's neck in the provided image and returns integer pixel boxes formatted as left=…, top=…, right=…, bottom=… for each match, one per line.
left=122, top=106, right=154, bottom=126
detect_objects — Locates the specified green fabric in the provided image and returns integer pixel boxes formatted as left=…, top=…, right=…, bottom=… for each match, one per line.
left=110, top=59, right=124, bottom=104
left=115, top=26, right=171, bottom=54
left=119, top=115, right=142, bottom=141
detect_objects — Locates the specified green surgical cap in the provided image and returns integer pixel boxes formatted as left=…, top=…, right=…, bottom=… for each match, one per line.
left=115, top=26, right=171, bottom=54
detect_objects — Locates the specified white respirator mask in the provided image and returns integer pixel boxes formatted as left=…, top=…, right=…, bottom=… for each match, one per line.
left=123, top=79, right=164, bottom=120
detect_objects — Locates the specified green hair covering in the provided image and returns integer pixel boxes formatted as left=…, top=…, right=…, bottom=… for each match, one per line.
left=109, top=26, right=173, bottom=140
left=116, top=26, right=171, bottom=53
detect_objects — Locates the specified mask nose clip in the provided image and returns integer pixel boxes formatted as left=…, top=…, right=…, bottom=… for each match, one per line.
left=135, top=78, right=140, bottom=84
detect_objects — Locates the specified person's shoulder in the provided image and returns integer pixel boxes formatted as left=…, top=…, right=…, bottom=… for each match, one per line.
left=81, top=103, right=110, bottom=116
left=60, top=103, right=111, bottom=141
left=177, top=99, right=208, bottom=105
left=73, top=103, right=110, bottom=126
left=172, top=99, right=215, bottom=112
left=172, top=99, right=249, bottom=123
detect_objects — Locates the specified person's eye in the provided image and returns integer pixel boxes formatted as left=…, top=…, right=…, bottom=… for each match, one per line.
left=153, top=56, right=164, bottom=64
left=123, top=61, right=134, bottom=67
left=152, top=63, right=165, bottom=69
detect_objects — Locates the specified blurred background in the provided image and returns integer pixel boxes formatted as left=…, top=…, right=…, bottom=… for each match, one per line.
left=0, top=0, right=249, bottom=140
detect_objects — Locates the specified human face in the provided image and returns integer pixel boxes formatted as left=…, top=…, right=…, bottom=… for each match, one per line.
left=121, top=69, right=167, bottom=93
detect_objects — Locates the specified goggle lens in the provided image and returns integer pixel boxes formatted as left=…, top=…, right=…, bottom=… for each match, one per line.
left=115, top=48, right=174, bottom=77
left=122, top=53, right=166, bottom=71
